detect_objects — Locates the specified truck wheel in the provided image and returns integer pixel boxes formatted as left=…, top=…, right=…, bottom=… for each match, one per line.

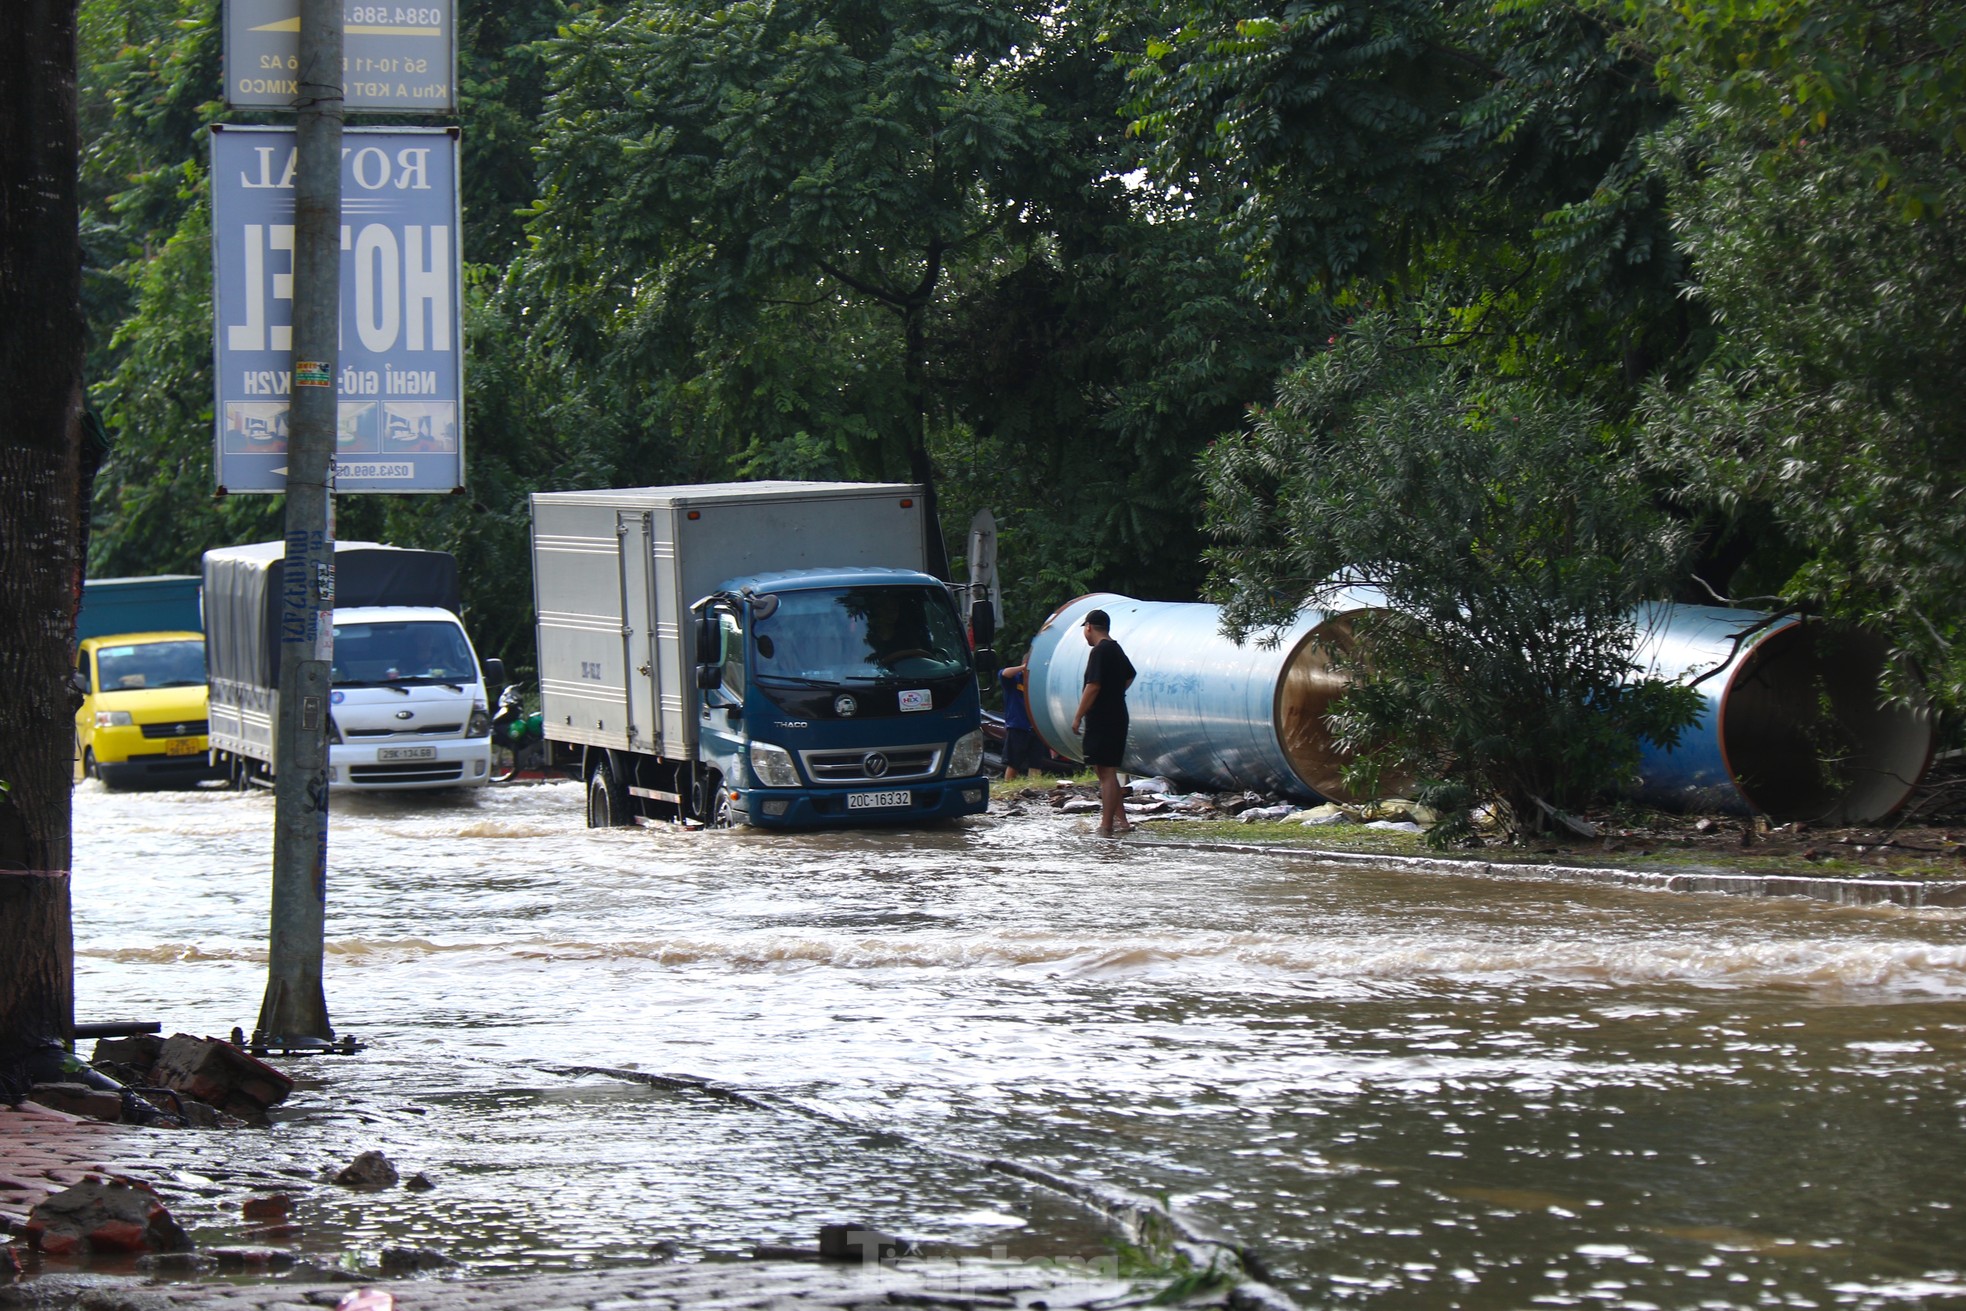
left=587, top=755, right=629, bottom=828
left=690, top=771, right=734, bottom=829
left=82, top=749, right=100, bottom=783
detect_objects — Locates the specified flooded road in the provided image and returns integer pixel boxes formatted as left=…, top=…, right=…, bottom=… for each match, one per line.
left=68, top=781, right=1966, bottom=1307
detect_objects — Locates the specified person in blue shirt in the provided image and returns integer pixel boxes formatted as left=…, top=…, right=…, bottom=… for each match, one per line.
left=998, top=658, right=1037, bottom=780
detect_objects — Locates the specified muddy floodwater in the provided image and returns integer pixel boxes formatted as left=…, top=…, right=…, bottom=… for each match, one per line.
left=67, top=781, right=1966, bottom=1308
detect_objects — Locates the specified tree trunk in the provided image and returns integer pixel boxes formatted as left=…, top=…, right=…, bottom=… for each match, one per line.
left=0, top=874, right=74, bottom=1051
left=1, top=0, right=84, bottom=1057
left=902, top=299, right=951, bottom=582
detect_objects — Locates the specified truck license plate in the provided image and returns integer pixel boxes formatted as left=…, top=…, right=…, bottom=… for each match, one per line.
left=847, top=789, right=910, bottom=810
left=165, top=738, right=200, bottom=757
left=378, top=746, right=437, bottom=762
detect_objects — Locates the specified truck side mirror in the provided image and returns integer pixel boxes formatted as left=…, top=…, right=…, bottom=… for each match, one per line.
left=969, top=599, right=996, bottom=648
left=973, top=649, right=997, bottom=689
left=484, top=656, right=506, bottom=687
left=692, top=613, right=718, bottom=664
left=695, top=663, right=722, bottom=691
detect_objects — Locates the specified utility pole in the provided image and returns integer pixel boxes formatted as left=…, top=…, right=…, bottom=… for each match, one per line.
left=256, top=0, right=340, bottom=1044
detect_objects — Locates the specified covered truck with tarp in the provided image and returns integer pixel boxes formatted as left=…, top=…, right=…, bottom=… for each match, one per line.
left=203, top=540, right=498, bottom=791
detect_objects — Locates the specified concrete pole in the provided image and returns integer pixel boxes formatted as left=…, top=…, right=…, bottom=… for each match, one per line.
left=256, top=0, right=341, bottom=1044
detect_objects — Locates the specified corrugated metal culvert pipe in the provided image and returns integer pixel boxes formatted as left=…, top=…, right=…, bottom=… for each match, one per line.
left=1025, top=594, right=1933, bottom=823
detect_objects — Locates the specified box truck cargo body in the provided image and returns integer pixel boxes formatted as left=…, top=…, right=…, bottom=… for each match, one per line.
left=76, top=574, right=203, bottom=640
left=203, top=541, right=497, bottom=791
left=530, top=481, right=990, bottom=828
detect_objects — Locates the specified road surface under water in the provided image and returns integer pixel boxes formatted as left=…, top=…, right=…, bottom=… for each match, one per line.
left=66, top=780, right=1966, bottom=1308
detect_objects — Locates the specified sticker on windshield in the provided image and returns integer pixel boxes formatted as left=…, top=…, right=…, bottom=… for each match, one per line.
left=899, top=688, right=932, bottom=713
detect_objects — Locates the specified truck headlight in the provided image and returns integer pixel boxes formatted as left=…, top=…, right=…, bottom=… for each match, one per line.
left=94, top=710, right=133, bottom=728
left=949, top=729, right=985, bottom=778
left=468, top=703, right=491, bottom=737
left=749, top=740, right=800, bottom=788
left=326, top=714, right=343, bottom=745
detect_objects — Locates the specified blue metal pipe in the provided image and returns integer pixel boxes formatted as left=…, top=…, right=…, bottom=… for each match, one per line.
left=1026, top=594, right=1932, bottom=822
left=1025, top=593, right=1380, bottom=802
left=1628, top=604, right=1933, bottom=822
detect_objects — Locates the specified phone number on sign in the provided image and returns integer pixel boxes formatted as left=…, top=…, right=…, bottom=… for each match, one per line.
left=348, top=7, right=444, bottom=25
left=335, top=462, right=416, bottom=479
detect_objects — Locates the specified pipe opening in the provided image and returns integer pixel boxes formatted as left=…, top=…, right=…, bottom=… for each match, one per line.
left=1722, top=625, right=1932, bottom=824
left=1277, top=615, right=1358, bottom=802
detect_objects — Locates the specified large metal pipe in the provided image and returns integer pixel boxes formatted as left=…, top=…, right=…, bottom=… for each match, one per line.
left=1628, top=604, right=1933, bottom=823
left=1025, top=593, right=1380, bottom=803
left=1026, top=594, right=1933, bottom=822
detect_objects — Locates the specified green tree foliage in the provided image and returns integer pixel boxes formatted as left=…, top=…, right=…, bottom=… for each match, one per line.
left=926, top=3, right=1330, bottom=643
left=521, top=0, right=1068, bottom=552
left=1629, top=0, right=1966, bottom=709
left=517, top=0, right=1322, bottom=654
left=1202, top=313, right=1698, bottom=843
left=1124, top=0, right=1688, bottom=397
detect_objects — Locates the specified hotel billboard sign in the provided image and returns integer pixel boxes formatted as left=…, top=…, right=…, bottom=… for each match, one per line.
left=210, top=125, right=464, bottom=494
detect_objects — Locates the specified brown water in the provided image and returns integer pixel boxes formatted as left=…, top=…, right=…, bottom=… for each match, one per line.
left=67, top=781, right=1966, bottom=1306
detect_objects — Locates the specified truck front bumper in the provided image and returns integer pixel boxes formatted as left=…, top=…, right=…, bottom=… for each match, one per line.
left=329, top=739, right=494, bottom=790
left=734, top=777, right=990, bottom=829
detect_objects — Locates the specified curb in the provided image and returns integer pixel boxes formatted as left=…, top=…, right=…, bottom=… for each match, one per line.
left=1130, top=837, right=1966, bottom=908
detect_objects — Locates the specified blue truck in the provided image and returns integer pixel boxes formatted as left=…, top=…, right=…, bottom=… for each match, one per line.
left=529, top=482, right=993, bottom=828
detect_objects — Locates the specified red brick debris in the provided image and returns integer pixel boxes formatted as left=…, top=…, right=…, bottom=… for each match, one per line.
left=0, top=1101, right=149, bottom=1236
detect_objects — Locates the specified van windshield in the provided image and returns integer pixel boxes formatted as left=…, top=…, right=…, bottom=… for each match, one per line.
left=751, top=585, right=969, bottom=685
left=95, top=639, right=206, bottom=691
left=331, top=620, right=476, bottom=686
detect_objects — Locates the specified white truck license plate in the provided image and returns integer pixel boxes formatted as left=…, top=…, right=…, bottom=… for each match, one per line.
left=847, top=790, right=910, bottom=810
left=377, top=746, right=437, bottom=762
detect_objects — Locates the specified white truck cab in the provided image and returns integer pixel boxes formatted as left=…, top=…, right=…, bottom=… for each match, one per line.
left=326, top=605, right=494, bottom=788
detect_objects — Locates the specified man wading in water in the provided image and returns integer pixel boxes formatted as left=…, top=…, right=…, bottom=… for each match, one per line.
left=1070, top=609, right=1136, bottom=838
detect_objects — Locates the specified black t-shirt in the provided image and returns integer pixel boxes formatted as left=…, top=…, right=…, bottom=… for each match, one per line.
left=1083, top=637, right=1136, bottom=727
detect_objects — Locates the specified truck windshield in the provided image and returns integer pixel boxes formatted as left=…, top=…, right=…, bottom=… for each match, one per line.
left=752, top=585, right=969, bottom=685
left=331, top=620, right=476, bottom=686
left=95, top=639, right=206, bottom=691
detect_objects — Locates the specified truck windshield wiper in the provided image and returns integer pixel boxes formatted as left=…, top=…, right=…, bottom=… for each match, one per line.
left=754, top=673, right=838, bottom=688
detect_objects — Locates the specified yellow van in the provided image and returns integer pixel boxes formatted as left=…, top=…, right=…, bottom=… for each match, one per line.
left=75, top=631, right=222, bottom=788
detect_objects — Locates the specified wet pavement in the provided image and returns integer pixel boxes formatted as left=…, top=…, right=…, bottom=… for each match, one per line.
left=1, top=1103, right=1284, bottom=1311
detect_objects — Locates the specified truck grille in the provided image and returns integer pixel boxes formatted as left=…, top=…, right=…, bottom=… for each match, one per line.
left=799, top=745, right=942, bottom=784
left=140, top=720, right=208, bottom=739
left=345, top=724, right=465, bottom=738
left=348, top=761, right=465, bottom=785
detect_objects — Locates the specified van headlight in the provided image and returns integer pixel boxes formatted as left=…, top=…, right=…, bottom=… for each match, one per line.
left=94, top=710, right=134, bottom=728
left=749, top=740, right=800, bottom=788
left=327, top=714, right=343, bottom=745
left=468, top=702, right=491, bottom=737
left=949, top=729, right=985, bottom=778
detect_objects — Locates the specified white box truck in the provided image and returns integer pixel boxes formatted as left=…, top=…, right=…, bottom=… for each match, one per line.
left=204, top=541, right=500, bottom=791
left=530, top=481, right=993, bottom=828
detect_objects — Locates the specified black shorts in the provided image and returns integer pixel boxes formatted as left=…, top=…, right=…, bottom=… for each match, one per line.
left=1080, top=717, right=1127, bottom=768
left=1003, top=727, right=1040, bottom=771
